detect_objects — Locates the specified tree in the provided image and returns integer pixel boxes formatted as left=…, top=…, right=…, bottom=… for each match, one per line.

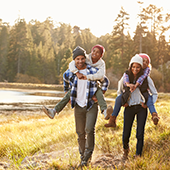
left=60, top=48, right=72, bottom=76
left=109, top=7, right=130, bottom=75
left=7, top=19, right=34, bottom=81
left=0, top=25, right=9, bottom=81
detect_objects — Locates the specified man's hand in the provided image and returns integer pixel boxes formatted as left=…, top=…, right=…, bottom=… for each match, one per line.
left=92, top=95, right=98, bottom=102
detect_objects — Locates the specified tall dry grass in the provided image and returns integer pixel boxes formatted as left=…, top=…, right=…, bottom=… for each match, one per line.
left=0, top=92, right=170, bottom=169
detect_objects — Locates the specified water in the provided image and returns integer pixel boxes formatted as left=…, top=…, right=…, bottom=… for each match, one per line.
left=0, top=90, right=64, bottom=103
left=0, top=90, right=114, bottom=111
left=0, top=90, right=65, bottom=111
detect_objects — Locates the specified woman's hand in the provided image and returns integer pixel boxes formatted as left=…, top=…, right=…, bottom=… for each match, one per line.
left=142, top=103, right=147, bottom=108
left=123, top=103, right=129, bottom=107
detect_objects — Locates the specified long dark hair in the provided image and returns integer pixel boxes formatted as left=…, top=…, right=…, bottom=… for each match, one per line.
left=127, top=63, right=144, bottom=83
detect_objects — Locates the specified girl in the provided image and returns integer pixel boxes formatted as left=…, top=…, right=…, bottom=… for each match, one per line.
left=120, top=55, right=157, bottom=158
left=105, top=53, right=159, bottom=128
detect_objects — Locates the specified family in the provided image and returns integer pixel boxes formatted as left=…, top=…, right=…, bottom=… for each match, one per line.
left=42, top=45, right=160, bottom=167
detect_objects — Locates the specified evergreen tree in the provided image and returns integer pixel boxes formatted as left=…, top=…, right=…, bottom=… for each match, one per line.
left=109, top=7, right=130, bottom=74
left=0, top=25, right=9, bottom=81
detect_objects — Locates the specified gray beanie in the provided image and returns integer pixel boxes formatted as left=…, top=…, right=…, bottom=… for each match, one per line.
left=129, top=54, right=143, bottom=68
left=72, top=46, right=87, bottom=60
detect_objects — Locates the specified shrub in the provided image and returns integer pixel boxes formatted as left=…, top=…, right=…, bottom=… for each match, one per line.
left=150, top=68, right=162, bottom=90
left=14, top=73, right=42, bottom=84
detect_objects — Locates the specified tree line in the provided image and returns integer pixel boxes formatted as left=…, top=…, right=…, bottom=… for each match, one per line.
left=0, top=3, right=170, bottom=92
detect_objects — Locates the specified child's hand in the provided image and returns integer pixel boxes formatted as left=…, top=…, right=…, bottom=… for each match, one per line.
left=128, top=84, right=136, bottom=92
left=81, top=75, right=87, bottom=80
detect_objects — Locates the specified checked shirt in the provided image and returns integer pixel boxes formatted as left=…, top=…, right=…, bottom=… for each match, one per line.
left=63, top=64, right=109, bottom=111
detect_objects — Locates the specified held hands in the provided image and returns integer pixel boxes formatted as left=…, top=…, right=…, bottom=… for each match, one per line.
left=126, top=83, right=137, bottom=93
left=76, top=72, right=87, bottom=80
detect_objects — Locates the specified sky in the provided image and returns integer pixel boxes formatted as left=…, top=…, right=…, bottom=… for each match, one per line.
left=0, top=0, right=170, bottom=39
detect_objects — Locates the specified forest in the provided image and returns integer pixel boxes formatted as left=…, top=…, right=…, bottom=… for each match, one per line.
left=0, top=4, right=170, bottom=92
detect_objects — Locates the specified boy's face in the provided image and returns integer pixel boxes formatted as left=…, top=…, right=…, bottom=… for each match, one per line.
left=74, top=55, right=86, bottom=70
left=143, top=58, right=149, bottom=69
left=91, top=47, right=102, bottom=63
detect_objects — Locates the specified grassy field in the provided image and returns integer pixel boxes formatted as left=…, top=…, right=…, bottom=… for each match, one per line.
left=0, top=85, right=170, bottom=169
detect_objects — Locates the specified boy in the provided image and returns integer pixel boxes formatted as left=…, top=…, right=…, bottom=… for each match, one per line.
left=42, top=45, right=113, bottom=120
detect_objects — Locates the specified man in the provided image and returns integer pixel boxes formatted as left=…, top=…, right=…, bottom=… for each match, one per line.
left=63, top=46, right=109, bottom=167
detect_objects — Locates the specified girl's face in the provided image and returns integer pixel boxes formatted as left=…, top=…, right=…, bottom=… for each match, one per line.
left=131, top=63, right=142, bottom=76
left=91, top=47, right=102, bottom=63
left=143, top=58, right=149, bottom=69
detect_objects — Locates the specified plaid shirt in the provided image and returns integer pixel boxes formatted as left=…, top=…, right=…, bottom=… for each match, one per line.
left=123, top=67, right=150, bottom=86
left=63, top=64, right=109, bottom=111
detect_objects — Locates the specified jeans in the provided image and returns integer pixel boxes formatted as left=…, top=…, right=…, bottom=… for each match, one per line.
left=95, top=87, right=107, bottom=112
left=123, top=105, right=147, bottom=156
left=147, top=95, right=157, bottom=115
left=54, top=89, right=71, bottom=113
left=111, top=94, right=122, bottom=117
left=74, top=103, right=98, bottom=161
left=54, top=87, right=106, bottom=113
left=111, top=93, right=156, bottom=117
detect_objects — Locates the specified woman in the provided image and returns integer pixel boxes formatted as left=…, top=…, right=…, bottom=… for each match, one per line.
left=120, top=54, right=158, bottom=159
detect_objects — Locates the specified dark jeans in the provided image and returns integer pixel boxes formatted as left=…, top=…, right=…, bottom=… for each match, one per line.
left=123, top=105, right=148, bottom=156
left=74, top=103, right=98, bottom=161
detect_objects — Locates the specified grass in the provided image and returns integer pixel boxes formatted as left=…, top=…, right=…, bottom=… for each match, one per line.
left=0, top=90, right=170, bottom=169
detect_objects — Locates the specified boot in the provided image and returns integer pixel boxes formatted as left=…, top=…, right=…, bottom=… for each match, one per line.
left=104, top=115, right=116, bottom=128
left=123, top=148, right=129, bottom=160
left=152, top=112, right=160, bottom=125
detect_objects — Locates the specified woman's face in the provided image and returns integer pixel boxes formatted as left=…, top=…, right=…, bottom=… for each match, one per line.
left=131, top=63, right=141, bottom=76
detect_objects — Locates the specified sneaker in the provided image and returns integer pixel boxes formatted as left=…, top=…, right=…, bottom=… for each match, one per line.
left=103, top=105, right=113, bottom=120
left=79, top=156, right=92, bottom=167
left=42, top=106, right=56, bottom=119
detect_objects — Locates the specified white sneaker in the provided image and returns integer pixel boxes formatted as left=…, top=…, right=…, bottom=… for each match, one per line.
left=103, top=105, right=113, bottom=120
left=42, top=106, right=56, bottom=119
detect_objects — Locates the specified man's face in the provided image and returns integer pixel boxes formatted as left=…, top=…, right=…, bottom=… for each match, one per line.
left=74, top=55, right=86, bottom=70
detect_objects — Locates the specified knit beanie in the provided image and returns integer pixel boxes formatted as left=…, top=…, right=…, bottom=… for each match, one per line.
left=72, top=46, right=87, bottom=60
left=129, top=54, right=143, bottom=68
left=91, top=44, right=105, bottom=57
left=139, top=53, right=151, bottom=64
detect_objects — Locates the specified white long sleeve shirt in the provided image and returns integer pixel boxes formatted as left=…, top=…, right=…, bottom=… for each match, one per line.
left=117, top=76, right=158, bottom=106
left=69, top=53, right=105, bottom=81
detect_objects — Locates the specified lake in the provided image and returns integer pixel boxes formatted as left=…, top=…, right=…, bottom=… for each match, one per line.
left=0, top=89, right=65, bottom=111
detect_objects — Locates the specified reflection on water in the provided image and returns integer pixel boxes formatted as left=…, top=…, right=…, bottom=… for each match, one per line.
left=0, top=90, right=64, bottom=103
